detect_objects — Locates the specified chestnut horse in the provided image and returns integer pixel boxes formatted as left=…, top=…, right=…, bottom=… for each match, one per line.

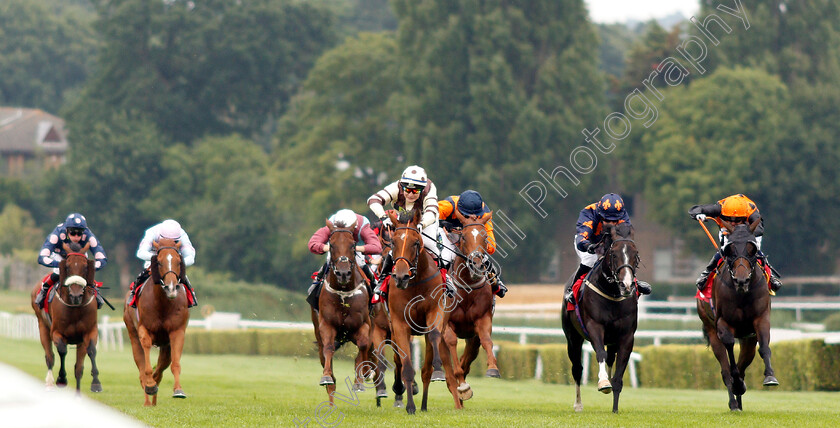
left=310, top=219, right=372, bottom=405
left=370, top=219, right=416, bottom=408
left=386, top=209, right=467, bottom=414
left=561, top=222, right=640, bottom=413
left=443, top=208, right=499, bottom=389
left=31, top=242, right=101, bottom=394
left=697, top=218, right=777, bottom=411
left=123, top=238, right=189, bottom=406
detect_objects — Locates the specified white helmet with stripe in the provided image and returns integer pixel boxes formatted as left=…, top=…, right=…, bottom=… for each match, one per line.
left=399, top=165, right=427, bottom=189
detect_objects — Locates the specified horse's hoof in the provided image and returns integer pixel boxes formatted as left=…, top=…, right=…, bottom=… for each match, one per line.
left=431, top=370, right=446, bottom=382
left=56, top=379, right=67, bottom=387
left=485, top=368, right=501, bottom=378
left=319, top=376, right=334, bottom=386
left=173, top=389, right=186, bottom=398
left=90, top=383, right=103, bottom=393
left=353, top=383, right=365, bottom=393
left=394, top=398, right=403, bottom=408
left=376, top=388, right=388, bottom=398
left=457, top=383, right=473, bottom=401
left=574, top=403, right=583, bottom=412
left=145, top=385, right=158, bottom=396
left=406, top=405, right=416, bottom=415
left=597, top=379, right=612, bottom=393
left=763, top=376, right=779, bottom=387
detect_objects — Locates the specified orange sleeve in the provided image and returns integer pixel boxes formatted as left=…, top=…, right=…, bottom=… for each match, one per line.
left=438, top=200, right=454, bottom=220
left=485, top=217, right=496, bottom=254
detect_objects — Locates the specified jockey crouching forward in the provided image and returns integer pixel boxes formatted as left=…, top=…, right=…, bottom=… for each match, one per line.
left=128, top=219, right=197, bottom=308
left=565, top=193, right=651, bottom=303
left=35, top=213, right=108, bottom=309
left=689, top=194, right=782, bottom=293
left=307, top=209, right=381, bottom=310
left=368, top=165, right=457, bottom=303
left=438, top=190, right=507, bottom=298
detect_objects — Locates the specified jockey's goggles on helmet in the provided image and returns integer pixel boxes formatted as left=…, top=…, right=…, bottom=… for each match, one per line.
left=401, top=184, right=423, bottom=194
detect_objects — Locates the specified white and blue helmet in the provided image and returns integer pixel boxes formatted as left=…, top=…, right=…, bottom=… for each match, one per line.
left=399, top=165, right=427, bottom=189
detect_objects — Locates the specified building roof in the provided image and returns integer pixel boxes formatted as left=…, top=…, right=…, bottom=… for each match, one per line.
left=0, top=107, right=68, bottom=154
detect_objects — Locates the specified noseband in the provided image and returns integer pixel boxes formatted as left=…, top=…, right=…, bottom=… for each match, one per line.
left=55, top=252, right=95, bottom=307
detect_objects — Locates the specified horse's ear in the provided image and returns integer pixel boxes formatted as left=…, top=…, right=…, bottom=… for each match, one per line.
left=62, top=242, right=70, bottom=253
left=387, top=210, right=398, bottom=225
left=153, top=240, right=160, bottom=251
left=59, top=259, right=67, bottom=282
left=720, top=219, right=735, bottom=234
left=150, top=256, right=160, bottom=284
left=87, top=259, right=96, bottom=285
left=326, top=218, right=335, bottom=232
left=413, top=208, right=422, bottom=225
left=480, top=211, right=492, bottom=225
left=749, top=217, right=760, bottom=234
left=454, top=207, right=467, bottom=224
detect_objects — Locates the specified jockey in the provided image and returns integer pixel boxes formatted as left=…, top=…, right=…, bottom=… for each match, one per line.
left=438, top=190, right=508, bottom=298
left=35, top=213, right=107, bottom=309
left=565, top=193, right=652, bottom=303
left=128, top=219, right=197, bottom=308
left=367, top=165, right=456, bottom=302
left=307, top=209, right=382, bottom=310
left=689, top=194, right=782, bottom=292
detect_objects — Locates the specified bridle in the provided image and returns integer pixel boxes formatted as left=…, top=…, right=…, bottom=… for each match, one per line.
left=156, top=246, right=182, bottom=285
left=55, top=252, right=95, bottom=308
left=722, top=240, right=758, bottom=284
left=454, top=222, right=489, bottom=282
left=328, top=228, right=356, bottom=282
left=392, top=226, right=422, bottom=281
left=602, top=237, right=639, bottom=286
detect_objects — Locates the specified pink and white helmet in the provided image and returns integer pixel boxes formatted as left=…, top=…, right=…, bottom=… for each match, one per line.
left=158, top=219, right=182, bottom=240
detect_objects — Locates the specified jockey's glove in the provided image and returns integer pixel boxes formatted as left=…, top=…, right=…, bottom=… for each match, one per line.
left=586, top=243, right=598, bottom=254
left=380, top=216, right=393, bottom=229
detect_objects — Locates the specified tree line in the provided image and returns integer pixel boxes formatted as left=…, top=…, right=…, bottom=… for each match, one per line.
left=0, top=0, right=837, bottom=293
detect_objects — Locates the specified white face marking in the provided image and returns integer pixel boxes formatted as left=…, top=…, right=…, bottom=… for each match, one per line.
left=471, top=229, right=480, bottom=240
left=400, top=232, right=406, bottom=241
left=620, top=246, right=633, bottom=287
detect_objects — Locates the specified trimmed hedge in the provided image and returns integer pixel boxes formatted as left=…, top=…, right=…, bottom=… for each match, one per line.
left=178, top=329, right=840, bottom=391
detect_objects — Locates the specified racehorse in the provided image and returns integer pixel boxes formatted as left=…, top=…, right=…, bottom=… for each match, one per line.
left=442, top=208, right=499, bottom=387
left=696, top=218, right=778, bottom=411
left=370, top=219, right=417, bottom=408
left=310, top=218, right=372, bottom=405
left=31, top=242, right=101, bottom=394
left=561, top=222, right=640, bottom=413
left=386, top=208, right=468, bottom=414
left=123, top=237, right=190, bottom=406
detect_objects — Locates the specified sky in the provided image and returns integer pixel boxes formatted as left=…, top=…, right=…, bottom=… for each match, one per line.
left=585, top=0, right=700, bottom=24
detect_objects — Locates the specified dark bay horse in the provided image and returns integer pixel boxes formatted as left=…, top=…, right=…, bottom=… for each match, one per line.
left=310, top=219, right=372, bottom=405
left=31, top=242, right=101, bottom=394
left=386, top=209, right=467, bottom=414
left=370, top=218, right=416, bottom=408
left=696, top=218, right=777, bottom=411
left=443, top=208, right=499, bottom=388
left=123, top=237, right=190, bottom=406
left=561, top=222, right=640, bottom=413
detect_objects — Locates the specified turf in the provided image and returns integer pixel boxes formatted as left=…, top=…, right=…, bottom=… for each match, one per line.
left=2, top=336, right=840, bottom=427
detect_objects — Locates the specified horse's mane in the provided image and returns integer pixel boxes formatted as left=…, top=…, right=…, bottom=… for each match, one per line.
left=397, top=209, right=418, bottom=225
left=614, top=222, right=633, bottom=238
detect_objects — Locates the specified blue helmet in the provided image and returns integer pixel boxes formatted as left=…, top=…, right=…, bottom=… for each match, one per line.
left=64, top=213, right=87, bottom=230
left=457, top=190, right=484, bottom=216
left=596, top=193, right=625, bottom=221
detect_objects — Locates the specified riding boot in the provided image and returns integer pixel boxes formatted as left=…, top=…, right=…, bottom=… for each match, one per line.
left=636, top=280, right=651, bottom=295
left=695, top=253, right=720, bottom=291
left=361, top=264, right=376, bottom=294
left=441, top=268, right=455, bottom=299
left=758, top=253, right=783, bottom=293
left=128, top=269, right=150, bottom=308
left=484, top=260, right=507, bottom=298
left=565, top=264, right=592, bottom=304
left=372, top=253, right=393, bottom=303
left=95, top=290, right=104, bottom=309
left=35, top=273, right=59, bottom=309
left=182, top=274, right=197, bottom=308
left=307, top=262, right=329, bottom=310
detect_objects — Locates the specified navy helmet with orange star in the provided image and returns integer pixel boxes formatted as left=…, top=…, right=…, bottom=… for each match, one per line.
left=596, top=193, right=626, bottom=221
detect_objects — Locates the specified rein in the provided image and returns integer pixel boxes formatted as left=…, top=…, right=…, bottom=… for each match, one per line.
left=587, top=237, right=638, bottom=301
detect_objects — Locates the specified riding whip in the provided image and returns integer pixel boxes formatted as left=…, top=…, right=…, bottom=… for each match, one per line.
left=697, top=218, right=719, bottom=250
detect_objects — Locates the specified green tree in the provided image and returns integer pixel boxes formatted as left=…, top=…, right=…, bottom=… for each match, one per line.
left=389, top=0, right=607, bottom=280
left=638, top=67, right=822, bottom=272
left=0, top=204, right=42, bottom=256
left=0, top=0, right=97, bottom=113
left=82, top=0, right=338, bottom=144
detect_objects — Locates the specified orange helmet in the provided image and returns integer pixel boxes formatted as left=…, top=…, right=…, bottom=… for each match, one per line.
left=719, top=194, right=757, bottom=218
